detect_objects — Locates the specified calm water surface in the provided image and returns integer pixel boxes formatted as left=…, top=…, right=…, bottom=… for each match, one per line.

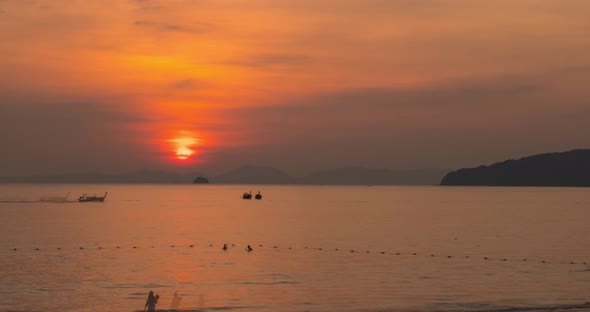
left=0, top=185, right=589, bottom=312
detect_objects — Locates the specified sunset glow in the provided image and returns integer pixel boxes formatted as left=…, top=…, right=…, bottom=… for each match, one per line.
left=1, top=0, right=590, bottom=176
left=2, top=2, right=590, bottom=311
left=176, top=146, right=194, bottom=160
left=169, top=133, right=199, bottom=161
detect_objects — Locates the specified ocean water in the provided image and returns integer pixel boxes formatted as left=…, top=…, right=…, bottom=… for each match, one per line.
left=0, top=184, right=589, bottom=312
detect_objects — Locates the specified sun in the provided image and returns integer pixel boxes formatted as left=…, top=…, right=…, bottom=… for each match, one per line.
left=176, top=146, right=194, bottom=160
left=169, top=132, right=199, bottom=161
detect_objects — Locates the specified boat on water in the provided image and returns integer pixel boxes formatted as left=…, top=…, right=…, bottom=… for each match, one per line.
left=78, top=192, right=108, bottom=202
left=255, top=192, right=262, bottom=200
left=242, top=191, right=252, bottom=200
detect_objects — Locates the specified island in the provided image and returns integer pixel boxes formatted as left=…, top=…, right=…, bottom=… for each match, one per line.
left=440, top=149, right=590, bottom=187
left=192, top=176, right=209, bottom=184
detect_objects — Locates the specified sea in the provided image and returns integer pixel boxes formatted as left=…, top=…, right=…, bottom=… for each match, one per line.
left=0, top=184, right=589, bottom=312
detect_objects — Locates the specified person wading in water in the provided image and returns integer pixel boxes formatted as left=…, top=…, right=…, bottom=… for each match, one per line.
left=144, top=291, right=159, bottom=311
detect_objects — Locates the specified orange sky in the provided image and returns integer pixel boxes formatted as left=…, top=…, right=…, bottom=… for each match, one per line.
left=1, top=0, right=589, bottom=175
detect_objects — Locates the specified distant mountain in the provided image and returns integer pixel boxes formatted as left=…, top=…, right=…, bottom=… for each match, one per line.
left=0, top=166, right=448, bottom=185
left=440, top=149, right=590, bottom=186
left=211, top=166, right=295, bottom=184
left=0, top=170, right=202, bottom=184
left=301, top=167, right=447, bottom=185
left=209, top=166, right=446, bottom=185
left=193, top=176, right=209, bottom=184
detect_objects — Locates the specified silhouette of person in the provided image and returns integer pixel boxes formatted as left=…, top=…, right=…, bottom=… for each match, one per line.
left=223, top=243, right=228, bottom=251
left=246, top=245, right=253, bottom=252
left=144, top=291, right=159, bottom=312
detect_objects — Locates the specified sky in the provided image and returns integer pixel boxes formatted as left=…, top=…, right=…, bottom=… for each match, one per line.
left=1, top=0, right=589, bottom=177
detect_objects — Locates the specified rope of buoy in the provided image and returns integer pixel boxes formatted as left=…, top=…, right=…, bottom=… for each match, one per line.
left=7, top=243, right=588, bottom=267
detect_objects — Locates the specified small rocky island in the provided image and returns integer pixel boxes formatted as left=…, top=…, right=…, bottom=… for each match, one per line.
left=440, top=149, right=590, bottom=187
left=192, top=176, right=209, bottom=184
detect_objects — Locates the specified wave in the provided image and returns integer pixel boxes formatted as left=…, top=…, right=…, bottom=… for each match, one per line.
left=0, top=199, right=75, bottom=204
left=238, top=281, right=298, bottom=285
left=133, top=306, right=269, bottom=312
left=0, top=200, right=41, bottom=203
left=39, top=199, right=75, bottom=203
left=472, top=302, right=590, bottom=312
left=368, top=302, right=590, bottom=312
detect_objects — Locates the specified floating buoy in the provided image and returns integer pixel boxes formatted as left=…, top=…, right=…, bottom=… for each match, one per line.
left=10, top=241, right=582, bottom=272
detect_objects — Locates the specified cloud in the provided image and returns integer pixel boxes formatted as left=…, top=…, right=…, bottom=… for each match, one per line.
left=133, top=20, right=209, bottom=34
left=202, top=71, right=590, bottom=172
left=169, top=78, right=202, bottom=90
left=130, top=0, right=165, bottom=11
left=226, top=74, right=543, bottom=121
left=225, top=53, right=312, bottom=68
left=0, top=100, right=155, bottom=176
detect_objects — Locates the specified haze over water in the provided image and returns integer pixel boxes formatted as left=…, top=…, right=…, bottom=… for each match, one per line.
left=1, top=185, right=589, bottom=312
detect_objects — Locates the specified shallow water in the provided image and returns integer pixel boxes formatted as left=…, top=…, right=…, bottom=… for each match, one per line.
left=0, top=185, right=589, bottom=312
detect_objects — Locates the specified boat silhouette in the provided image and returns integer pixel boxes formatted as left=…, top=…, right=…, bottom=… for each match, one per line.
left=78, top=192, right=108, bottom=202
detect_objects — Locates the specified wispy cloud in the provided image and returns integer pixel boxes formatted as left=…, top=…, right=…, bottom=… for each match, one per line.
left=134, top=20, right=209, bottom=34
left=0, top=100, right=155, bottom=175
left=225, top=53, right=312, bottom=68
left=169, top=78, right=202, bottom=90
left=130, top=0, right=164, bottom=11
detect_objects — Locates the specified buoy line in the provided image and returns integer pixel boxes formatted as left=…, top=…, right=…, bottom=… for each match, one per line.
left=7, top=243, right=589, bottom=268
